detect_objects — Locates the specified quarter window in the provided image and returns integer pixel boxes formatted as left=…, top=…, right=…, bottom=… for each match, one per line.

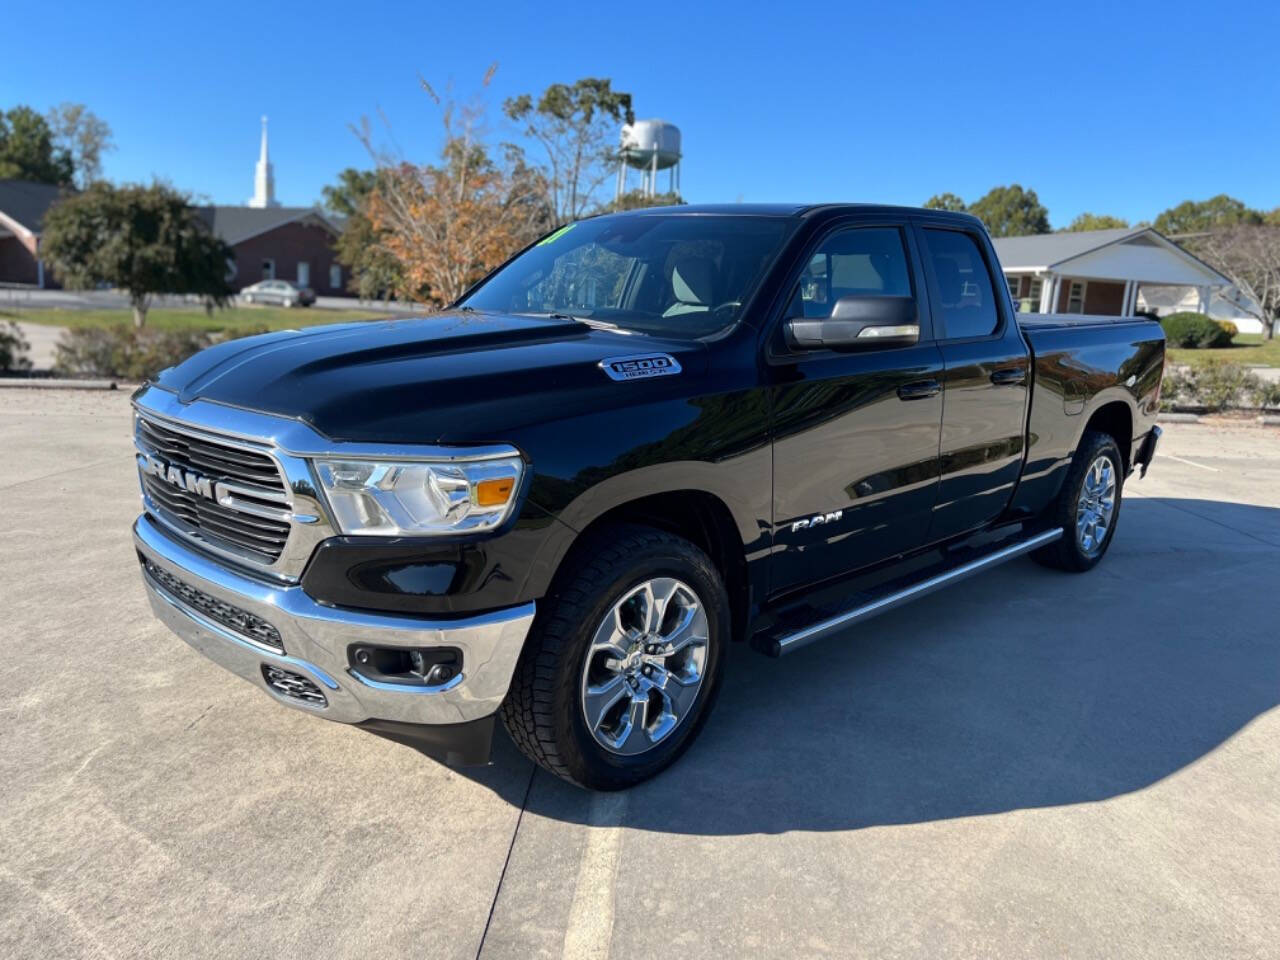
left=790, top=227, right=912, bottom=319
left=921, top=229, right=1000, bottom=339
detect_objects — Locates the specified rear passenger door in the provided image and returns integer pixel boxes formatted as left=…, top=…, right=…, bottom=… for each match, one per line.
left=915, top=221, right=1031, bottom=542
left=768, top=220, right=944, bottom=596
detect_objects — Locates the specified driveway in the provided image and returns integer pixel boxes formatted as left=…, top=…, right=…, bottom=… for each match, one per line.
left=1, top=393, right=1277, bottom=959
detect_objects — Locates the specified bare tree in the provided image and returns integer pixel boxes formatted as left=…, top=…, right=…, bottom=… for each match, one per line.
left=352, top=68, right=551, bottom=306
left=1193, top=227, right=1280, bottom=340
left=46, top=103, right=114, bottom=189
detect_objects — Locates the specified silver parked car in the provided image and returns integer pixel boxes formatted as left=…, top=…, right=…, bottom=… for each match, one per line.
left=240, top=279, right=315, bottom=308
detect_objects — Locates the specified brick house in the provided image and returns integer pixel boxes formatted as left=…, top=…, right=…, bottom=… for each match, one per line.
left=993, top=227, right=1244, bottom=327
left=195, top=206, right=348, bottom=296
left=0, top=179, right=67, bottom=287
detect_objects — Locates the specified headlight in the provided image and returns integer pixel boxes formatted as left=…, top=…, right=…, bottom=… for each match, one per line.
left=313, top=455, right=524, bottom=536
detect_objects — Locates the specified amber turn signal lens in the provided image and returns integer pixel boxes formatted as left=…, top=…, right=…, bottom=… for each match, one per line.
left=474, top=477, right=515, bottom=507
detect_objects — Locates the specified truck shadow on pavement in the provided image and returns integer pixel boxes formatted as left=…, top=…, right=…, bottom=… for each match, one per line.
left=461, top=497, right=1280, bottom=834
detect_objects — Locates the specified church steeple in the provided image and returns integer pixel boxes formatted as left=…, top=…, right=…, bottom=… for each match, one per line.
left=248, top=116, right=279, bottom=208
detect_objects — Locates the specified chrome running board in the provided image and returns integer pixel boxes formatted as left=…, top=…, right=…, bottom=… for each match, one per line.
left=771, top=528, right=1064, bottom=656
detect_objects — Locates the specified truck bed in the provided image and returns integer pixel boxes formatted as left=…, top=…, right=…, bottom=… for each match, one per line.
left=1017, top=313, right=1157, bottom=331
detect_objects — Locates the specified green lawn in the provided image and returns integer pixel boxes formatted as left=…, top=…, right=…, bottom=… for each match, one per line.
left=2, top=305, right=386, bottom=333
left=1167, top=333, right=1280, bottom=369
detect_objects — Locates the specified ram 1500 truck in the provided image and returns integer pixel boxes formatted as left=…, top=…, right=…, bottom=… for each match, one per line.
left=132, top=205, right=1164, bottom=789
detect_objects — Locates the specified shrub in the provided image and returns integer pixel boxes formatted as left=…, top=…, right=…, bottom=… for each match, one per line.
left=1161, top=312, right=1232, bottom=349
left=1160, top=366, right=1192, bottom=410
left=1252, top=378, right=1280, bottom=410
left=1193, top=362, right=1260, bottom=411
left=0, top=320, right=32, bottom=372
left=54, top=326, right=213, bottom=380
left=1216, top=319, right=1239, bottom=338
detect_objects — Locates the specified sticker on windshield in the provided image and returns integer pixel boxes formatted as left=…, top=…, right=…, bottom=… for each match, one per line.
left=536, top=223, right=576, bottom=246
left=599, top=354, right=683, bottom=382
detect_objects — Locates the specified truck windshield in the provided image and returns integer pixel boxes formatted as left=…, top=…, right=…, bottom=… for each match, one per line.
left=459, top=214, right=794, bottom=338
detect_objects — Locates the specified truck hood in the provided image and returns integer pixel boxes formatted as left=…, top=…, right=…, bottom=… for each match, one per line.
left=151, top=311, right=708, bottom=444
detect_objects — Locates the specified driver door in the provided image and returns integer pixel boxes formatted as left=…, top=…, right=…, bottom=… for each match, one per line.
left=768, top=221, right=944, bottom=596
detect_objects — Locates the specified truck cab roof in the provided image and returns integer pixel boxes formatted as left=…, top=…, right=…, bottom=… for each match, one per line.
left=605, top=202, right=985, bottom=229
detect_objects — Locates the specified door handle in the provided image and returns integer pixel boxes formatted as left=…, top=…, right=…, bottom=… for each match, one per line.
left=990, top=368, right=1026, bottom=386
left=897, top=379, right=941, bottom=401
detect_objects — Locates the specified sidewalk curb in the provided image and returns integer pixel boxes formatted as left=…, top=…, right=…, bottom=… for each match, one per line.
left=0, top=378, right=117, bottom=390
left=1157, top=412, right=1201, bottom=423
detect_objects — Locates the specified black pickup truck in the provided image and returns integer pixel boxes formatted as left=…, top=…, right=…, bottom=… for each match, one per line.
left=132, top=205, right=1164, bottom=789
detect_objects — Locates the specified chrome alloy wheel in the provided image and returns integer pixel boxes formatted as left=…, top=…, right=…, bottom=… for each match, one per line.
left=580, top=577, right=709, bottom=756
left=1076, top=454, right=1117, bottom=556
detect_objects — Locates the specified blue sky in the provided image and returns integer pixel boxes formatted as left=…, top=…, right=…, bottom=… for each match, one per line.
left=4, top=0, right=1277, bottom=226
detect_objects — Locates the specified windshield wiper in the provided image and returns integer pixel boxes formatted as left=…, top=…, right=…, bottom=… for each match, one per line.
left=549, top=312, right=624, bottom=332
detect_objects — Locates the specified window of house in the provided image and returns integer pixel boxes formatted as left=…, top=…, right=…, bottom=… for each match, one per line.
left=261, top=258, right=275, bottom=280
left=1067, top=280, right=1087, bottom=314
left=1006, top=274, right=1021, bottom=299
left=920, top=229, right=1000, bottom=339
left=329, top=264, right=342, bottom=290
left=1028, top=278, right=1043, bottom=313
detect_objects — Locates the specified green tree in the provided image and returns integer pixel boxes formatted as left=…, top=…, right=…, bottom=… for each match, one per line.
left=42, top=182, right=234, bottom=327
left=504, top=78, right=634, bottom=223
left=1154, top=195, right=1262, bottom=235
left=924, top=192, right=966, bottom=212
left=46, top=103, right=114, bottom=188
left=1065, top=212, right=1129, bottom=232
left=0, top=106, right=73, bottom=184
left=322, top=167, right=408, bottom=299
left=967, top=184, right=1051, bottom=237
left=601, top=189, right=683, bottom=213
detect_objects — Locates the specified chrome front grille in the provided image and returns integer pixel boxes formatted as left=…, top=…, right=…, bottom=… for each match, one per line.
left=142, top=556, right=284, bottom=652
left=135, top=414, right=292, bottom=566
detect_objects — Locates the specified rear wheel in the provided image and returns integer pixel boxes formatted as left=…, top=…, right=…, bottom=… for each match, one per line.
left=1032, top=430, right=1124, bottom=572
left=500, top=524, right=728, bottom=790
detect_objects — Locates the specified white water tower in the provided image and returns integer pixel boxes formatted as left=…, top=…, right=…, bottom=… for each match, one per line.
left=616, top=120, right=682, bottom=200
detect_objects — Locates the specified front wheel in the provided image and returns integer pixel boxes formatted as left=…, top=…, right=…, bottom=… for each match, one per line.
left=501, top=524, right=728, bottom=790
left=1033, top=430, right=1124, bottom=572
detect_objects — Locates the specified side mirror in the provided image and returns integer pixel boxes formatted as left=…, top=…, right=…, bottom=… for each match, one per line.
left=786, top=295, right=919, bottom=351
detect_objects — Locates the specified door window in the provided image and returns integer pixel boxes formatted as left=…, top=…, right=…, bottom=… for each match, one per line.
left=297, top=261, right=310, bottom=288
left=920, top=229, right=1000, bottom=339
left=790, top=227, right=912, bottom=318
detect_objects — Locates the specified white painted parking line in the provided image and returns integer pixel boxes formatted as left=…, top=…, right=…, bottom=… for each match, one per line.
left=561, top=791, right=629, bottom=960
left=1163, top=454, right=1219, bottom=472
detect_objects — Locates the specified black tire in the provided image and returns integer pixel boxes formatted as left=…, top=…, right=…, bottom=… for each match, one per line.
left=500, top=524, right=729, bottom=790
left=1032, top=430, right=1124, bottom=572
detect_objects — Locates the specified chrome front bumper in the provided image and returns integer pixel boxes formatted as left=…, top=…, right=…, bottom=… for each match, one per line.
left=134, top=512, right=535, bottom=728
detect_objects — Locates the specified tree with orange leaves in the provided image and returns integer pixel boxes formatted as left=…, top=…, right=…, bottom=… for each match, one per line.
left=354, top=67, right=551, bottom=306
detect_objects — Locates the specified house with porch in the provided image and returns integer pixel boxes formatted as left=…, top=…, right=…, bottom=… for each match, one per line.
left=993, top=227, right=1252, bottom=330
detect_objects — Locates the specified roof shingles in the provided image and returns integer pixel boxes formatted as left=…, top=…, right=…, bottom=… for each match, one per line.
left=0, top=179, right=70, bottom=233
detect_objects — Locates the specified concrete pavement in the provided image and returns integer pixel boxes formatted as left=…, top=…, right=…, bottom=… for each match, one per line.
left=1, top=392, right=1277, bottom=959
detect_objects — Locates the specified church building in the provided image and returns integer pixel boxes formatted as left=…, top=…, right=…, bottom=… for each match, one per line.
left=196, top=117, right=349, bottom=297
